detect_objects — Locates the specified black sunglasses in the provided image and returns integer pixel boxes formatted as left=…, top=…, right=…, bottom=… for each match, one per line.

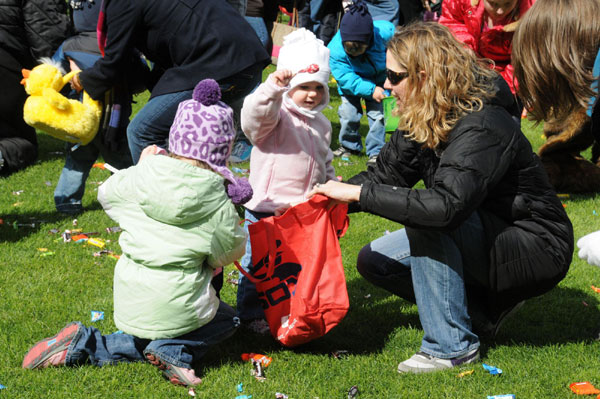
left=386, top=69, right=409, bottom=85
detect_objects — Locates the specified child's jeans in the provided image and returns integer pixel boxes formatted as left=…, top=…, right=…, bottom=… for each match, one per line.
left=65, top=301, right=239, bottom=369
left=338, top=95, right=386, bottom=158
left=54, top=134, right=132, bottom=214
left=236, top=209, right=274, bottom=321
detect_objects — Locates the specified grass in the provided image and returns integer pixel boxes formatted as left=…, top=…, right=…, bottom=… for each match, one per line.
left=1, top=66, right=600, bottom=398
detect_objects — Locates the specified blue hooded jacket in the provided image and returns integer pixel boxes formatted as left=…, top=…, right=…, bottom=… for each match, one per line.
left=328, top=20, right=394, bottom=98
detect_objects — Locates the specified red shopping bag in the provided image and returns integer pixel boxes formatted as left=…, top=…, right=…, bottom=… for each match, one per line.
left=236, top=195, right=350, bottom=346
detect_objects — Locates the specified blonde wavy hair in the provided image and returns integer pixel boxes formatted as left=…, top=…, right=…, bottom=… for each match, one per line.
left=388, top=22, right=498, bottom=149
left=512, top=0, right=600, bottom=123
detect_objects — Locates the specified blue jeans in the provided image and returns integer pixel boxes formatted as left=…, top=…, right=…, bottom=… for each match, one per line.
left=65, top=301, right=239, bottom=369
left=338, top=95, right=386, bottom=157
left=54, top=134, right=133, bottom=214
left=236, top=209, right=274, bottom=321
left=366, top=0, right=400, bottom=25
left=245, top=16, right=269, bottom=47
left=356, top=212, right=487, bottom=358
left=127, top=64, right=263, bottom=163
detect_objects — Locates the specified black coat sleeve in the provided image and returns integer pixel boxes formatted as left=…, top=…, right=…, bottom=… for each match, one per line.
left=23, top=0, right=72, bottom=60
left=79, top=0, right=139, bottom=100
left=348, top=130, right=423, bottom=187
left=356, top=118, right=519, bottom=231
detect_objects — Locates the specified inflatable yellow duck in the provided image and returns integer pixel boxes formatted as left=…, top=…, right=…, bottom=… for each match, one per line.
left=21, top=60, right=102, bottom=145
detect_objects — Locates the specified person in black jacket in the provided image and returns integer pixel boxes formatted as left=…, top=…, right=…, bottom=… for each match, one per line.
left=52, top=0, right=137, bottom=215
left=0, top=0, right=71, bottom=176
left=71, top=0, right=271, bottom=164
left=310, top=22, right=573, bottom=374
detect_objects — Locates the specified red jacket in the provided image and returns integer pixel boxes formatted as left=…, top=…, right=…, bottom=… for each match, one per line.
left=439, top=0, right=535, bottom=93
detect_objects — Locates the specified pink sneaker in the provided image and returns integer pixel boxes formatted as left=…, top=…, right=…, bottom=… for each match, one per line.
left=145, top=353, right=202, bottom=386
left=22, top=322, right=80, bottom=369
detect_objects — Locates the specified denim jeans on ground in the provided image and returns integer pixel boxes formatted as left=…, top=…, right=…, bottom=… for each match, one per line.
left=366, top=0, right=400, bottom=25
left=65, top=301, right=240, bottom=369
left=338, top=95, right=385, bottom=157
left=54, top=134, right=132, bottom=214
left=127, top=63, right=263, bottom=163
left=236, top=209, right=274, bottom=321
left=356, top=212, right=487, bottom=358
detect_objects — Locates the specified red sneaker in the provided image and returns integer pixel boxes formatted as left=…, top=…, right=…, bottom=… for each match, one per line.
left=145, top=352, right=202, bottom=386
left=22, top=322, right=80, bottom=369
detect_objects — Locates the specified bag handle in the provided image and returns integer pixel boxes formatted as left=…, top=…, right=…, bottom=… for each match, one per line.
left=233, top=239, right=278, bottom=284
left=234, top=260, right=262, bottom=283
left=233, top=218, right=281, bottom=284
left=291, top=1, right=299, bottom=27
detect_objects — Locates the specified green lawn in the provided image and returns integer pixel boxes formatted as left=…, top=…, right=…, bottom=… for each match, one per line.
left=1, top=68, right=600, bottom=398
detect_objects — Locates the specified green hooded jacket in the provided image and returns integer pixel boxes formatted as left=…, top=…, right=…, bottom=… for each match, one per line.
left=98, top=155, right=246, bottom=339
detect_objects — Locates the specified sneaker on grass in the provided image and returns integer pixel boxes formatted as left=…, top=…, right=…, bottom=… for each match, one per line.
left=367, top=155, right=378, bottom=166
left=397, top=347, right=480, bottom=374
left=332, top=146, right=360, bottom=158
left=145, top=352, right=202, bottom=386
left=22, top=322, right=80, bottom=369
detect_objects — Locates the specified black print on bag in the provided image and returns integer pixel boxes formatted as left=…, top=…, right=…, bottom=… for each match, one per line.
left=252, top=240, right=302, bottom=310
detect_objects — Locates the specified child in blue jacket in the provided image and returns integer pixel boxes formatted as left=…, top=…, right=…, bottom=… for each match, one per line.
left=328, top=0, right=394, bottom=165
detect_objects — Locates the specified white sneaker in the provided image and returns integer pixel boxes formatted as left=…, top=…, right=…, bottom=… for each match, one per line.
left=397, top=348, right=480, bottom=374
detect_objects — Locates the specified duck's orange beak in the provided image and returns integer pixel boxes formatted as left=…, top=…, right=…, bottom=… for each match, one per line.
left=20, top=69, right=30, bottom=85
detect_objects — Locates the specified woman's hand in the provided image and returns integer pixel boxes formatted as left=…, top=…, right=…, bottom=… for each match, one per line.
left=308, top=180, right=362, bottom=204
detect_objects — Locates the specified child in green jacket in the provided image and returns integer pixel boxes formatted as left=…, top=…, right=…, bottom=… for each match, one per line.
left=22, top=79, right=252, bottom=387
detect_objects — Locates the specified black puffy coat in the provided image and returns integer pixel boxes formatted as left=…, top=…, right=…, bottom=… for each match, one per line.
left=0, top=0, right=71, bottom=68
left=348, top=77, right=574, bottom=311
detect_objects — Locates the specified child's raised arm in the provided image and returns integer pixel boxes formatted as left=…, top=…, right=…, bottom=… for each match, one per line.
left=240, top=71, right=290, bottom=144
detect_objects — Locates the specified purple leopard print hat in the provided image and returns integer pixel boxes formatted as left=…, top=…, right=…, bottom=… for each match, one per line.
left=169, top=79, right=252, bottom=205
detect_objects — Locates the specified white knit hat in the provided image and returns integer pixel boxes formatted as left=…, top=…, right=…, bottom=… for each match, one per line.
left=277, top=28, right=331, bottom=110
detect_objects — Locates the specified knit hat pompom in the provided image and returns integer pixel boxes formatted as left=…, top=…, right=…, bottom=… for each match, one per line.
left=192, top=79, right=221, bottom=105
left=170, top=78, right=251, bottom=205
left=226, top=177, right=253, bottom=205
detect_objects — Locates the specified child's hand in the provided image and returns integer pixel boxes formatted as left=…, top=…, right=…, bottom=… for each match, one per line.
left=274, top=201, right=302, bottom=216
left=274, top=204, right=290, bottom=216
left=139, top=144, right=167, bottom=161
left=372, top=86, right=386, bottom=102
left=271, top=69, right=294, bottom=87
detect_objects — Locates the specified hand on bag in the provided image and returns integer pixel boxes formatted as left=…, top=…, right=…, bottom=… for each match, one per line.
left=309, top=180, right=362, bottom=204
left=271, top=69, right=294, bottom=87
left=577, top=230, right=600, bottom=267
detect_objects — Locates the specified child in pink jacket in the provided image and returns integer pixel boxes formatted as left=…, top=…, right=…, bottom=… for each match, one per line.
left=237, top=28, right=336, bottom=333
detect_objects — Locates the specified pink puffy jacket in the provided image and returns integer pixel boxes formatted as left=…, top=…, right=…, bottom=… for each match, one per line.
left=439, top=0, right=535, bottom=94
